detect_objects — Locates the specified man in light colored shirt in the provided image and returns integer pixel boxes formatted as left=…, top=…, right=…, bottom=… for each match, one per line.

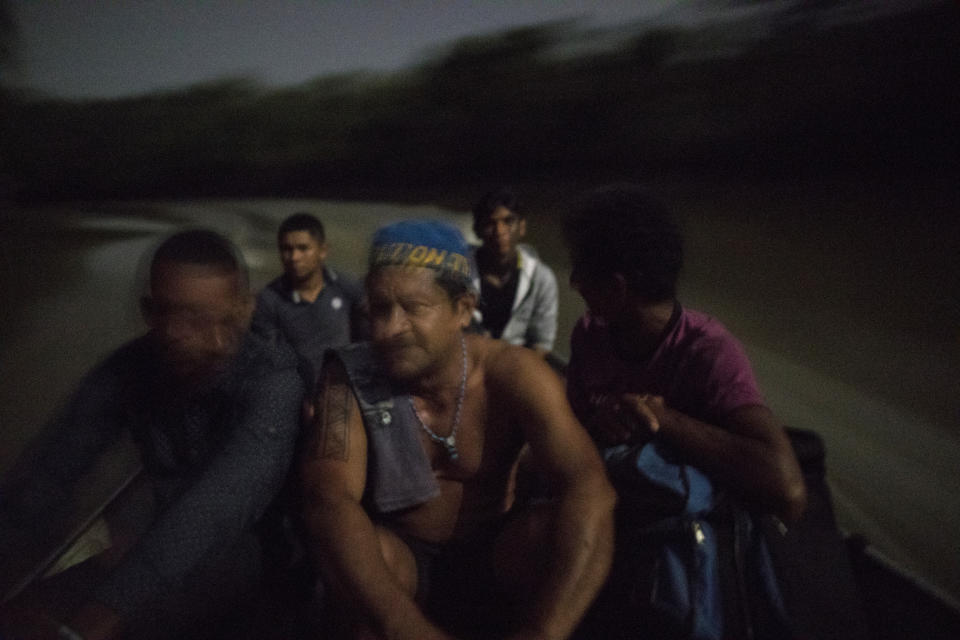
left=470, top=189, right=558, bottom=356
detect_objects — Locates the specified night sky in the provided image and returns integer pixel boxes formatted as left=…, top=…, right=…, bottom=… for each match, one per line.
left=7, top=0, right=700, bottom=99
left=9, top=0, right=928, bottom=100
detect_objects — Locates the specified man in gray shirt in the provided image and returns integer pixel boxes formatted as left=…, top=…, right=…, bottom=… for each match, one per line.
left=251, top=213, right=365, bottom=378
left=470, top=189, right=558, bottom=356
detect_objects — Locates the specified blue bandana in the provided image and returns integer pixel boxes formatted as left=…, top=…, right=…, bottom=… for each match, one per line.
left=369, top=220, right=475, bottom=288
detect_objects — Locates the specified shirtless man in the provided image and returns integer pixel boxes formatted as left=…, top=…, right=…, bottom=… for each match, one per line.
left=300, top=220, right=615, bottom=640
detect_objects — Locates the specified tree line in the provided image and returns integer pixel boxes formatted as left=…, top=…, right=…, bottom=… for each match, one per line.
left=1, top=1, right=957, bottom=201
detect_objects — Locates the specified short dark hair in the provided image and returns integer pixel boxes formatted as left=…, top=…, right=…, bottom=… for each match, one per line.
left=150, top=229, right=249, bottom=290
left=434, top=269, right=475, bottom=305
left=472, top=188, right=522, bottom=232
left=278, top=212, right=325, bottom=243
left=563, top=184, right=682, bottom=302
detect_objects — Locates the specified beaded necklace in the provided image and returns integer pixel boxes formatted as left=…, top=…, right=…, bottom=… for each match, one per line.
left=409, top=334, right=467, bottom=461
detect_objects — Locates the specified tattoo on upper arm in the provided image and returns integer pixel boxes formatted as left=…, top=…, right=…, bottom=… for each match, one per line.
left=308, top=372, right=353, bottom=461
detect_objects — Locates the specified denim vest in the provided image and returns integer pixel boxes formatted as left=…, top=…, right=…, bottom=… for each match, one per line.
left=329, top=343, right=440, bottom=513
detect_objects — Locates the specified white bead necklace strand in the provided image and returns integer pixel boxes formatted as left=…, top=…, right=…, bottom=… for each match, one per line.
left=409, top=334, right=467, bottom=461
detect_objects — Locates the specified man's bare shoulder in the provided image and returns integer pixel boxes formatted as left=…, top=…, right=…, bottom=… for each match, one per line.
left=469, top=334, right=561, bottom=399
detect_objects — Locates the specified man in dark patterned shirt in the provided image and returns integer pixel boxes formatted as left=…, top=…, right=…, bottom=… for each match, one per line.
left=0, top=230, right=305, bottom=640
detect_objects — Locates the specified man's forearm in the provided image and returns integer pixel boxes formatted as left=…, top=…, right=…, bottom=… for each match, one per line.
left=523, top=477, right=616, bottom=640
left=656, top=406, right=806, bottom=521
left=305, top=498, right=453, bottom=640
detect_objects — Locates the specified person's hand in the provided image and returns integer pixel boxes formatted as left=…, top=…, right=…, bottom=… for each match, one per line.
left=302, top=396, right=315, bottom=425
left=619, top=392, right=664, bottom=438
left=68, top=601, right=123, bottom=640
left=588, top=393, right=663, bottom=446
